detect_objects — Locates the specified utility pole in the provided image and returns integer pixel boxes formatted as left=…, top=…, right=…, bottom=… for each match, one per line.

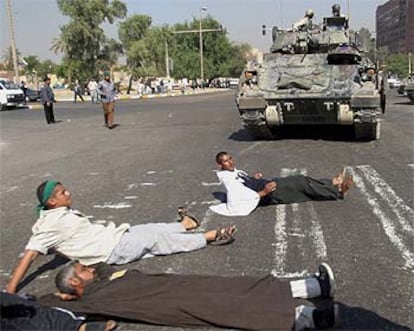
left=165, top=41, right=170, bottom=78
left=172, top=16, right=222, bottom=81
left=6, top=0, right=19, bottom=83
left=199, top=7, right=207, bottom=81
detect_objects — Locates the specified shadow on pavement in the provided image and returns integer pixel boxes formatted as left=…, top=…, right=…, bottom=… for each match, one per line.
left=333, top=302, right=412, bottom=330
left=17, top=255, right=70, bottom=292
left=229, top=125, right=367, bottom=143
left=392, top=101, right=414, bottom=106
left=211, top=192, right=226, bottom=203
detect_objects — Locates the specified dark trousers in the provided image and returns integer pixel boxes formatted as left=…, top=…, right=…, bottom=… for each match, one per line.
left=1, top=293, right=82, bottom=331
left=264, top=175, right=340, bottom=205
left=43, top=103, right=55, bottom=124
left=74, top=91, right=84, bottom=102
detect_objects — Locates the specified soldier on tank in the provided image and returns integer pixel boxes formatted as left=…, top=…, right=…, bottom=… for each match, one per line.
left=292, top=9, right=314, bottom=31
left=332, top=4, right=341, bottom=17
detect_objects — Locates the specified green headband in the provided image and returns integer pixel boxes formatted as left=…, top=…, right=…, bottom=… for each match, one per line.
left=36, top=180, right=59, bottom=216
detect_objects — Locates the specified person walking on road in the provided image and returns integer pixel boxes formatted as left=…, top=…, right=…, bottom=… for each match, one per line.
left=210, top=151, right=354, bottom=216
left=40, top=77, right=56, bottom=124
left=98, top=72, right=116, bottom=129
left=73, top=81, right=85, bottom=103
left=5, top=180, right=237, bottom=295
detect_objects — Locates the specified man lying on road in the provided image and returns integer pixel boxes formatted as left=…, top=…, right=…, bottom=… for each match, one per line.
left=39, top=261, right=337, bottom=331
left=1, top=292, right=116, bottom=331
left=210, top=151, right=354, bottom=216
left=5, top=180, right=236, bottom=294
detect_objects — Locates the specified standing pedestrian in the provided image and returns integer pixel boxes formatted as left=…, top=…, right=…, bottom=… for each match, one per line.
left=73, top=81, right=85, bottom=103
left=40, top=77, right=56, bottom=124
left=88, top=79, right=98, bottom=103
left=98, top=72, right=116, bottom=129
left=20, top=81, right=28, bottom=104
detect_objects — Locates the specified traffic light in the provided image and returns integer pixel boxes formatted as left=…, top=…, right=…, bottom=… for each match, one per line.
left=262, top=25, right=266, bottom=36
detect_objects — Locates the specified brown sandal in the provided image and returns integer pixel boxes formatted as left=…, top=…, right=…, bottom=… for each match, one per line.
left=209, top=225, right=237, bottom=246
left=177, top=206, right=200, bottom=229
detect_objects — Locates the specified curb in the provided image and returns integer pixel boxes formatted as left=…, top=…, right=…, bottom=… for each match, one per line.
left=27, top=89, right=229, bottom=110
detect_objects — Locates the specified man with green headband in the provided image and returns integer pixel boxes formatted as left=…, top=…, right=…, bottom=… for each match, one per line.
left=5, top=181, right=236, bottom=294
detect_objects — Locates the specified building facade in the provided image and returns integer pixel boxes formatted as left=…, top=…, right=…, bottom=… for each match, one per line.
left=376, top=0, right=414, bottom=53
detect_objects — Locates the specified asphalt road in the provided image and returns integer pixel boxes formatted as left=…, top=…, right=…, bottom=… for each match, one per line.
left=1, top=90, right=413, bottom=330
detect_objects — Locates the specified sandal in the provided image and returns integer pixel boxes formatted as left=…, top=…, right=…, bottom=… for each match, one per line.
left=177, top=206, right=200, bottom=229
left=209, top=225, right=237, bottom=246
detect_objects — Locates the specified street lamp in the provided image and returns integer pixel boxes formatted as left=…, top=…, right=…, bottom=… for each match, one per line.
left=199, top=6, right=207, bottom=81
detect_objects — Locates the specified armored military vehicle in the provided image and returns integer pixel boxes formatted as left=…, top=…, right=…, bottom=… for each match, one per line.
left=235, top=10, right=386, bottom=140
left=404, top=76, right=414, bottom=103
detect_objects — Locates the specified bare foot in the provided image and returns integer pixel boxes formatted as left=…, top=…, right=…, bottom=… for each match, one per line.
left=181, top=215, right=199, bottom=230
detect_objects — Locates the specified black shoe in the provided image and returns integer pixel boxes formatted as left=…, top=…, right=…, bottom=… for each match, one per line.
left=315, top=263, right=335, bottom=298
left=313, top=304, right=338, bottom=329
left=108, top=125, right=114, bottom=130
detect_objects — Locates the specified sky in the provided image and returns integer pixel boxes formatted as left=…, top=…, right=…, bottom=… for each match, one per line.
left=1, top=0, right=387, bottom=63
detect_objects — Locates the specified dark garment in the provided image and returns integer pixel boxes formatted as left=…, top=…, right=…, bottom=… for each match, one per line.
left=74, top=89, right=85, bottom=102
left=1, top=293, right=82, bottom=331
left=242, top=174, right=340, bottom=205
left=40, top=265, right=295, bottom=331
left=40, top=85, right=55, bottom=104
left=43, top=102, right=55, bottom=124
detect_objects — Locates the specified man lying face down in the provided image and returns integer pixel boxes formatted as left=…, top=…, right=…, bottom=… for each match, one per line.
left=39, top=261, right=338, bottom=331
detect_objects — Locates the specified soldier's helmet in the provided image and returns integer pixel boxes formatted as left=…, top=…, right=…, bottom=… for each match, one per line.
left=332, top=4, right=341, bottom=16
left=305, top=9, right=314, bottom=18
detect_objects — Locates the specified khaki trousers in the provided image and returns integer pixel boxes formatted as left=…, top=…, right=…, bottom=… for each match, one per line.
left=102, top=101, right=115, bottom=127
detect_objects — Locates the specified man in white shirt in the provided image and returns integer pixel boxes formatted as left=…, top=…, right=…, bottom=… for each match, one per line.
left=87, top=79, right=98, bottom=103
left=6, top=181, right=236, bottom=294
left=210, top=152, right=353, bottom=216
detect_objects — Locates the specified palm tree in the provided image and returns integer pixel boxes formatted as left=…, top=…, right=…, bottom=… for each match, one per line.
left=50, top=36, right=68, bottom=55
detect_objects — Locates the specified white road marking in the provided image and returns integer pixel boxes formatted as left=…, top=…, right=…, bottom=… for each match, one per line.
left=271, top=270, right=308, bottom=278
left=356, top=165, right=414, bottom=234
left=200, top=200, right=220, bottom=205
left=146, top=171, right=156, bottom=174
left=272, top=168, right=327, bottom=276
left=299, top=165, right=327, bottom=260
left=126, top=183, right=138, bottom=190
left=5, top=186, right=18, bottom=192
left=201, top=181, right=221, bottom=186
left=271, top=204, right=288, bottom=277
left=88, top=172, right=100, bottom=176
left=140, top=182, right=157, bottom=186
left=350, top=167, right=414, bottom=270
left=309, top=206, right=327, bottom=259
left=124, top=196, right=138, bottom=200
left=93, top=202, right=132, bottom=209
left=408, top=164, right=414, bottom=169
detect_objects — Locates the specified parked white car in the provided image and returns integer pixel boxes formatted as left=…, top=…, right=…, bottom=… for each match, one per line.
left=0, top=78, right=25, bottom=110
left=388, top=78, right=401, bottom=88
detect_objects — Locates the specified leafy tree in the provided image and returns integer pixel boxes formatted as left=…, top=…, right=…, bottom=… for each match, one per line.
left=22, top=55, right=41, bottom=75
left=169, top=16, right=249, bottom=80
left=2, top=47, right=21, bottom=70
left=118, top=14, right=154, bottom=92
left=55, top=0, right=127, bottom=82
left=37, top=60, right=58, bottom=79
left=385, top=53, right=410, bottom=77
